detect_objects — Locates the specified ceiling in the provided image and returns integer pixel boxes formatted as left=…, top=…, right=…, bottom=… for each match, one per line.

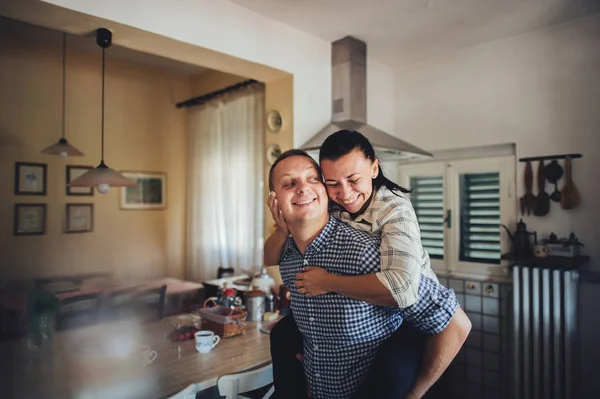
left=0, top=16, right=209, bottom=75
left=229, top=0, right=600, bottom=69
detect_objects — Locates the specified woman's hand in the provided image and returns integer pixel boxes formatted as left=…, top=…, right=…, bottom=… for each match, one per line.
left=268, top=191, right=289, bottom=237
left=296, top=266, right=331, bottom=296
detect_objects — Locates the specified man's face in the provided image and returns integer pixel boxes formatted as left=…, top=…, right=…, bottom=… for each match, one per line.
left=271, top=156, right=328, bottom=225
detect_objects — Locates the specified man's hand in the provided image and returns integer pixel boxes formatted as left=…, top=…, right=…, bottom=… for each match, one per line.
left=267, top=191, right=289, bottom=237
left=296, top=266, right=331, bottom=296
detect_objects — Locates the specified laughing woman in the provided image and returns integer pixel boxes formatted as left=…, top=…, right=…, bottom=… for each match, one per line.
left=265, top=130, right=465, bottom=399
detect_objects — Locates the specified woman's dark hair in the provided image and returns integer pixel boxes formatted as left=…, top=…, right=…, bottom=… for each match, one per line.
left=268, top=149, right=322, bottom=191
left=319, top=129, right=411, bottom=194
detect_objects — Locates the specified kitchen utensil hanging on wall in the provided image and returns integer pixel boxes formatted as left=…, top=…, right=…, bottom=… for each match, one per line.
left=523, top=161, right=536, bottom=216
left=533, top=160, right=550, bottom=216
left=560, top=157, right=580, bottom=209
left=544, top=160, right=563, bottom=203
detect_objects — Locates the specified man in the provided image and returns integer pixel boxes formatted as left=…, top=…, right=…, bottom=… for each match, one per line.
left=268, top=149, right=471, bottom=399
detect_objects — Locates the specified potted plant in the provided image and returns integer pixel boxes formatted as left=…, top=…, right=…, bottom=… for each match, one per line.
left=26, top=288, right=59, bottom=348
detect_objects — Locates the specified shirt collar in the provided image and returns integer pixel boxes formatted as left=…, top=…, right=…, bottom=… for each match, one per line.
left=283, top=215, right=338, bottom=260
left=335, top=188, right=384, bottom=226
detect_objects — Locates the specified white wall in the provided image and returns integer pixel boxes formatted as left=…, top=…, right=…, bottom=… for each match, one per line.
left=40, top=0, right=330, bottom=147
left=394, top=14, right=600, bottom=270
left=39, top=0, right=395, bottom=148
left=393, top=14, right=600, bottom=397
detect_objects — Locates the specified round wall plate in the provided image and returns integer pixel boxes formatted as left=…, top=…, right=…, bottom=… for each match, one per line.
left=266, top=110, right=283, bottom=132
left=266, top=144, right=282, bottom=165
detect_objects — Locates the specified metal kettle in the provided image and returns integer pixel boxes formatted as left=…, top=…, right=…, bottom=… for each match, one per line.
left=501, top=219, right=537, bottom=257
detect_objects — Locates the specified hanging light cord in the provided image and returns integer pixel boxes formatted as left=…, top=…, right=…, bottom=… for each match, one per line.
left=61, top=32, right=66, bottom=139
left=101, top=46, right=105, bottom=162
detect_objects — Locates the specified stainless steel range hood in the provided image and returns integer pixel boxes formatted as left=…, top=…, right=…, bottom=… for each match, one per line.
left=301, top=36, right=431, bottom=161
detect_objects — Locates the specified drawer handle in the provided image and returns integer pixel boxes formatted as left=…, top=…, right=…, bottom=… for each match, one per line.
left=467, top=283, right=477, bottom=290
left=485, top=285, right=495, bottom=294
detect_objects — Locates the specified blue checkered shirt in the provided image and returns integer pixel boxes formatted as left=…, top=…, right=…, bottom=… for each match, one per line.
left=280, top=216, right=458, bottom=399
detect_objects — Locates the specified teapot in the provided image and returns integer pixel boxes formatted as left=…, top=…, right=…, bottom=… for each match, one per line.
left=217, top=285, right=243, bottom=309
left=251, top=268, right=276, bottom=294
left=501, top=219, right=537, bottom=257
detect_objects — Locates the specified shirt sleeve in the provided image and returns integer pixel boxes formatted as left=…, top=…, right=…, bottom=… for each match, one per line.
left=398, top=274, right=459, bottom=335
left=374, top=196, right=428, bottom=308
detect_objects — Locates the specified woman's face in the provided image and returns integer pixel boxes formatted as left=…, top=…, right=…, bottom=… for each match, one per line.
left=320, top=149, right=378, bottom=214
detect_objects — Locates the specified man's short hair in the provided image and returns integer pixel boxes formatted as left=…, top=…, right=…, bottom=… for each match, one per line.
left=268, top=149, right=322, bottom=191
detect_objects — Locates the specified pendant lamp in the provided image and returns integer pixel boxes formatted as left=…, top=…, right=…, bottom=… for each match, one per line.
left=41, top=32, right=84, bottom=157
left=67, top=28, right=135, bottom=194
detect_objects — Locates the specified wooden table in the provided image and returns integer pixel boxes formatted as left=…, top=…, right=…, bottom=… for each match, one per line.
left=0, top=317, right=272, bottom=399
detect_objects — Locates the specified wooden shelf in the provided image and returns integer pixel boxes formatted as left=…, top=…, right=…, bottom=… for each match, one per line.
left=502, top=254, right=589, bottom=269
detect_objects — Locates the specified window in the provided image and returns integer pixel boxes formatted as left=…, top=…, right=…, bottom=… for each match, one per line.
left=398, top=156, right=515, bottom=276
left=410, top=175, right=444, bottom=259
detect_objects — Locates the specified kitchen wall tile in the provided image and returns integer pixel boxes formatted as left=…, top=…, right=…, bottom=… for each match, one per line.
left=482, top=315, right=500, bottom=334
left=483, top=370, right=501, bottom=389
left=466, top=312, right=482, bottom=330
left=466, top=330, right=482, bottom=349
left=482, top=282, right=499, bottom=298
left=449, top=279, right=464, bottom=293
left=482, top=297, right=499, bottom=316
left=466, top=348, right=482, bottom=367
left=484, top=388, right=502, bottom=399
left=466, top=365, right=482, bottom=384
left=465, top=281, right=482, bottom=295
left=450, top=379, right=466, bottom=396
left=483, top=333, right=501, bottom=353
left=465, top=295, right=482, bottom=313
left=455, top=293, right=465, bottom=307
left=465, top=383, right=482, bottom=399
left=483, top=352, right=501, bottom=371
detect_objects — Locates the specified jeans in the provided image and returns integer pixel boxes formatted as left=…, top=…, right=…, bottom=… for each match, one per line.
left=270, top=313, right=426, bottom=399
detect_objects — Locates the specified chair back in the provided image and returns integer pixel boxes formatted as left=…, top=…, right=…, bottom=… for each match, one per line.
left=106, top=285, right=167, bottom=322
left=57, top=293, right=102, bottom=330
left=217, top=267, right=235, bottom=279
left=217, top=363, right=274, bottom=399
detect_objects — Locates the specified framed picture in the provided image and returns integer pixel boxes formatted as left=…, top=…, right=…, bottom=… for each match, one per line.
left=14, top=203, right=46, bottom=236
left=65, top=203, right=94, bottom=233
left=120, top=171, right=166, bottom=210
left=66, top=165, right=94, bottom=196
left=15, top=162, right=47, bottom=195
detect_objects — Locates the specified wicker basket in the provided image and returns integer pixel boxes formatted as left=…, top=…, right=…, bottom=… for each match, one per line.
left=198, top=299, right=247, bottom=338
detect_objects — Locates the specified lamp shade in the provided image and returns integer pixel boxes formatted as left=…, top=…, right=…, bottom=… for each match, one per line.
left=67, top=161, right=135, bottom=188
left=41, top=138, right=84, bottom=157
left=41, top=33, right=84, bottom=157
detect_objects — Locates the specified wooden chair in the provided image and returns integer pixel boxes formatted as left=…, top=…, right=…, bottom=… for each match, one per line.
left=105, top=285, right=167, bottom=322
left=217, top=363, right=274, bottom=399
left=166, top=380, right=217, bottom=399
left=57, top=292, right=102, bottom=330
left=217, top=267, right=235, bottom=279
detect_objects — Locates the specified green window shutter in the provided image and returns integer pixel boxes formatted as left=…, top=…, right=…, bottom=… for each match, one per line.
left=459, top=172, right=501, bottom=264
left=410, top=175, right=444, bottom=260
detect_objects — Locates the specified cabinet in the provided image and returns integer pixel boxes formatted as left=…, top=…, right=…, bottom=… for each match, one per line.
left=427, top=276, right=512, bottom=399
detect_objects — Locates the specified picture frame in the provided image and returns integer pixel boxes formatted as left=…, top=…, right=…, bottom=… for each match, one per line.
left=14, top=203, right=47, bottom=236
left=66, top=165, right=94, bottom=196
left=120, top=171, right=166, bottom=210
left=15, top=162, right=47, bottom=195
left=65, top=203, right=94, bottom=234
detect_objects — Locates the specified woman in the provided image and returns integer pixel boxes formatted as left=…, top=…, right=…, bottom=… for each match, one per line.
left=265, top=129, right=439, bottom=398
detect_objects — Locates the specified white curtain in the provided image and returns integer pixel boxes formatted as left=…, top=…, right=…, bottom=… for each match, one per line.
left=186, top=85, right=265, bottom=282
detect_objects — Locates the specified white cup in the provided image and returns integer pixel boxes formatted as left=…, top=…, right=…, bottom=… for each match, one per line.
left=139, top=345, right=158, bottom=365
left=195, top=330, right=220, bottom=354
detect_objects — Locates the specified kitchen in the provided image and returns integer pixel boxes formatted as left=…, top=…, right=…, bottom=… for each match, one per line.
left=1, top=0, right=599, bottom=398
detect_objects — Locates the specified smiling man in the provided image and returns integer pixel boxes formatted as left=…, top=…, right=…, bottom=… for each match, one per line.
left=268, top=149, right=468, bottom=399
